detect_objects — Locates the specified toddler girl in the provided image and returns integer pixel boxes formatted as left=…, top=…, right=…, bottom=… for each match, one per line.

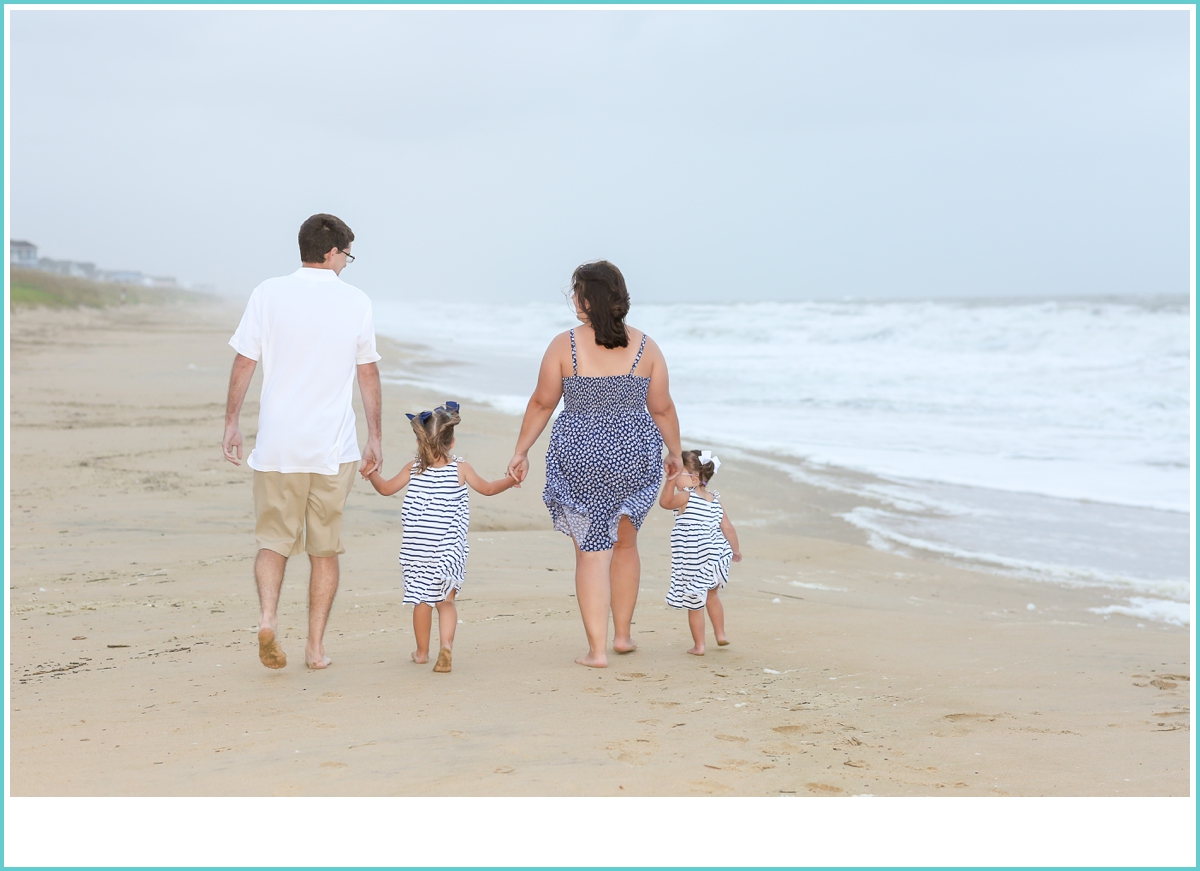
left=365, top=401, right=515, bottom=673
left=660, top=449, right=741, bottom=655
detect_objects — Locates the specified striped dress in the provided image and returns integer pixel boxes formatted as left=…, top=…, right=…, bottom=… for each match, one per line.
left=665, top=490, right=733, bottom=611
left=399, top=459, right=469, bottom=605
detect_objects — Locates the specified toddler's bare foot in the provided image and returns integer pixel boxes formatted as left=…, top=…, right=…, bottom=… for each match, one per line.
left=432, top=647, right=453, bottom=673
left=716, top=637, right=730, bottom=646
left=687, top=645, right=705, bottom=656
left=411, top=651, right=429, bottom=664
left=575, top=652, right=608, bottom=668
left=257, top=628, right=287, bottom=669
left=612, top=637, right=637, bottom=654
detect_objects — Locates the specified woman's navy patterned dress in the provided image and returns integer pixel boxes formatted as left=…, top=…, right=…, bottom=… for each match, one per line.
left=543, top=329, right=664, bottom=552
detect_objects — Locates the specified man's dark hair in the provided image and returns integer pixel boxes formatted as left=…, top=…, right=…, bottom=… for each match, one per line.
left=298, top=214, right=354, bottom=264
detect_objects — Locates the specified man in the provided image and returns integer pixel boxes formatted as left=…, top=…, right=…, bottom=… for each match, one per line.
left=222, top=213, right=382, bottom=670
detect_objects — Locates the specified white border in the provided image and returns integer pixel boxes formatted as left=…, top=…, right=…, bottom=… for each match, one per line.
left=4, top=4, right=1196, bottom=869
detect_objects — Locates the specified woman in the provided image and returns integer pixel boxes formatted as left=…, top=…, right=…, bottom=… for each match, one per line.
left=508, top=261, right=683, bottom=668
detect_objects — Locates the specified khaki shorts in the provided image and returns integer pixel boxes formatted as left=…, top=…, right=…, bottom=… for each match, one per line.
left=253, top=462, right=359, bottom=558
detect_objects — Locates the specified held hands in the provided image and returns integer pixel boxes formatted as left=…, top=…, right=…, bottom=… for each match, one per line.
left=663, top=453, right=683, bottom=480
left=507, top=452, right=529, bottom=487
left=222, top=423, right=243, bottom=466
left=359, top=440, right=383, bottom=479
left=732, top=551, right=743, bottom=563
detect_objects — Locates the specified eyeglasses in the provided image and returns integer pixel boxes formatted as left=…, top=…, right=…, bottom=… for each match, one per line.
left=340, top=250, right=355, bottom=264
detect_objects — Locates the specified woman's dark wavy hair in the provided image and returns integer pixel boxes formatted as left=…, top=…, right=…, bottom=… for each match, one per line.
left=572, top=260, right=630, bottom=349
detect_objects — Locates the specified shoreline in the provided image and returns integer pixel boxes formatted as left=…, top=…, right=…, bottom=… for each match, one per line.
left=374, top=324, right=1192, bottom=628
left=7, top=297, right=1191, bottom=799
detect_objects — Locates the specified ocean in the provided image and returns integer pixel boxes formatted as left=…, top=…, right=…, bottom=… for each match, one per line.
left=373, top=296, right=1193, bottom=627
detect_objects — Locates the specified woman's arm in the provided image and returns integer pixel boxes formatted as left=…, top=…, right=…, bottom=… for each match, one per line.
left=365, top=462, right=412, bottom=497
left=720, top=512, right=742, bottom=562
left=459, top=460, right=517, bottom=496
left=507, top=334, right=568, bottom=483
left=643, top=338, right=683, bottom=478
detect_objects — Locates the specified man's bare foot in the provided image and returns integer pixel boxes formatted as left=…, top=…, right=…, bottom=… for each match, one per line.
left=687, top=645, right=705, bottom=656
left=411, top=651, right=429, bottom=664
left=257, top=628, right=287, bottom=669
left=716, top=638, right=730, bottom=646
left=575, top=652, right=608, bottom=668
left=432, top=647, right=453, bottom=673
left=304, top=646, right=331, bottom=669
left=613, top=638, right=637, bottom=654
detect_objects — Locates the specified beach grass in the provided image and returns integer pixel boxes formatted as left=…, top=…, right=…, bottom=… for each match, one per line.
left=8, top=266, right=207, bottom=309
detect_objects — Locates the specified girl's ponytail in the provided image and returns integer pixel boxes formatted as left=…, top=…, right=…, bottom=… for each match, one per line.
left=680, top=449, right=716, bottom=486
left=409, top=402, right=461, bottom=474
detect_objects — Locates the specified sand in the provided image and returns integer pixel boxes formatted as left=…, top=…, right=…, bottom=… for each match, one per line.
left=6, top=299, right=1191, bottom=810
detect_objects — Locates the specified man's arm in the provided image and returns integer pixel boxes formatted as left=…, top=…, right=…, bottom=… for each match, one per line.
left=357, top=362, right=383, bottom=477
left=223, top=354, right=258, bottom=465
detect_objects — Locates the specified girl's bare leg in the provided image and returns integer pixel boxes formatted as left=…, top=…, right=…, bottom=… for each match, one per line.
left=574, top=541, right=613, bottom=668
left=687, top=608, right=706, bottom=655
left=435, top=591, right=458, bottom=650
left=412, top=603, right=433, bottom=663
left=707, top=588, right=728, bottom=645
left=610, top=516, right=640, bottom=653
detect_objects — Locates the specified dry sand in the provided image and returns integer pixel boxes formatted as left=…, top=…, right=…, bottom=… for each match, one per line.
left=7, top=298, right=1192, bottom=803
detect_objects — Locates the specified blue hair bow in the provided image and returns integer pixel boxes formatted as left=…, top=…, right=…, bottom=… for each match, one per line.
left=406, top=401, right=458, bottom=422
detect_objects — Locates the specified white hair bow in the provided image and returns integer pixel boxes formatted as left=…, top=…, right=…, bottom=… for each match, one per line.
left=699, top=450, right=721, bottom=473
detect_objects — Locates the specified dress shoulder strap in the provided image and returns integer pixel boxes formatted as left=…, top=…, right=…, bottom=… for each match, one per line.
left=630, top=332, right=648, bottom=375
left=569, top=329, right=578, bottom=376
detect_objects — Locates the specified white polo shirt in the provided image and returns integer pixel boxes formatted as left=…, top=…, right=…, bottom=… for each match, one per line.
left=229, top=267, right=381, bottom=474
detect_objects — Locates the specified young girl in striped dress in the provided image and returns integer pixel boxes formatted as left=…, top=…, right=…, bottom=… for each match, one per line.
left=660, top=450, right=741, bottom=656
left=365, top=402, right=516, bottom=673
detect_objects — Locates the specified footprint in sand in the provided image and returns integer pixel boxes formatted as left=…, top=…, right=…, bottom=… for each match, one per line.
left=1149, top=679, right=1178, bottom=690
left=494, top=766, right=515, bottom=774
left=715, top=734, right=748, bottom=743
left=943, top=713, right=997, bottom=722
left=319, top=692, right=343, bottom=701
left=806, top=782, right=843, bottom=794
left=320, top=761, right=347, bottom=769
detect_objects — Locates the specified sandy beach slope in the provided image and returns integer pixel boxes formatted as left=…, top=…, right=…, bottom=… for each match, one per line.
left=7, top=298, right=1191, bottom=798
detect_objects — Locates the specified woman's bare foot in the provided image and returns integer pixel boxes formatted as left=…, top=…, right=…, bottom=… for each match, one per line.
left=257, top=628, right=287, bottom=669
left=432, top=647, right=453, bottom=673
left=687, top=645, right=705, bottom=656
left=716, top=638, right=730, bottom=646
left=305, top=655, right=332, bottom=670
left=612, top=637, right=637, bottom=654
left=411, top=651, right=429, bottom=664
left=575, top=652, right=608, bottom=668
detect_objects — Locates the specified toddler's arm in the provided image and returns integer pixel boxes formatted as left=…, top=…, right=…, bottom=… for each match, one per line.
left=720, top=512, right=742, bottom=562
left=659, top=469, right=688, bottom=511
left=459, top=460, right=518, bottom=496
left=364, top=462, right=413, bottom=496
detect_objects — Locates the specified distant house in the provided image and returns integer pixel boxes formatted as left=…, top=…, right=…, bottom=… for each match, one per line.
left=143, top=275, right=178, bottom=288
left=10, top=240, right=38, bottom=267
left=38, top=258, right=96, bottom=279
left=98, top=270, right=143, bottom=285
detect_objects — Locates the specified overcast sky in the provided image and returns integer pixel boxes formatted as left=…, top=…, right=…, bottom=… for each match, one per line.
left=8, top=8, right=1192, bottom=302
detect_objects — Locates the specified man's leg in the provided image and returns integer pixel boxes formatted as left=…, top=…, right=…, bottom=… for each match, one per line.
left=305, top=555, right=338, bottom=669
left=253, top=469, right=306, bottom=670
left=302, top=462, right=356, bottom=670
left=256, top=548, right=288, bottom=669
